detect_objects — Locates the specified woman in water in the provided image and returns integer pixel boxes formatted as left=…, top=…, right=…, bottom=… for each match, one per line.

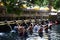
left=18, top=24, right=25, bottom=40
left=27, top=24, right=33, bottom=35
left=44, top=25, right=48, bottom=33
left=38, top=26, right=43, bottom=38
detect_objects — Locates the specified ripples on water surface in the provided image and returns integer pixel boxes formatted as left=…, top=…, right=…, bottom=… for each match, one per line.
left=51, top=24, right=60, bottom=40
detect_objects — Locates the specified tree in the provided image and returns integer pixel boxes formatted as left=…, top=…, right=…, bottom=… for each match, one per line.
left=53, top=0, right=60, bottom=9
left=47, top=0, right=60, bottom=9
left=2, top=0, right=23, bottom=15
left=34, top=0, right=44, bottom=6
left=29, top=0, right=49, bottom=6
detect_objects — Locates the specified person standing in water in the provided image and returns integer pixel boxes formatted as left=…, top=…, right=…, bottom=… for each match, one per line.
left=18, top=24, right=25, bottom=40
left=33, top=23, right=41, bottom=33
left=44, top=25, right=48, bottom=33
left=49, top=25, right=52, bottom=30
left=38, top=26, right=43, bottom=38
left=27, top=24, right=33, bottom=35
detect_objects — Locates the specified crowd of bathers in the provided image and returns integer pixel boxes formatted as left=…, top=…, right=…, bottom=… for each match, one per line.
left=11, top=20, right=54, bottom=40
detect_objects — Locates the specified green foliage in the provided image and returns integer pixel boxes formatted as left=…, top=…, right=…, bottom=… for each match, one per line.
left=2, top=0, right=60, bottom=15
left=34, top=0, right=44, bottom=6
left=43, top=0, right=49, bottom=6
left=31, top=0, right=49, bottom=6
left=53, top=0, right=60, bottom=9
left=33, top=0, right=60, bottom=9
left=2, top=0, right=22, bottom=15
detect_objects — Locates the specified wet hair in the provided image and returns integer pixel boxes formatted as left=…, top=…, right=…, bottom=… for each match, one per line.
left=30, top=24, right=32, bottom=26
left=45, top=25, right=48, bottom=28
left=46, top=25, right=48, bottom=27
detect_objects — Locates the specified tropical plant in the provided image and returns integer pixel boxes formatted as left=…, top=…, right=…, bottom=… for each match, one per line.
left=2, top=0, right=23, bottom=15
left=53, top=0, right=60, bottom=9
